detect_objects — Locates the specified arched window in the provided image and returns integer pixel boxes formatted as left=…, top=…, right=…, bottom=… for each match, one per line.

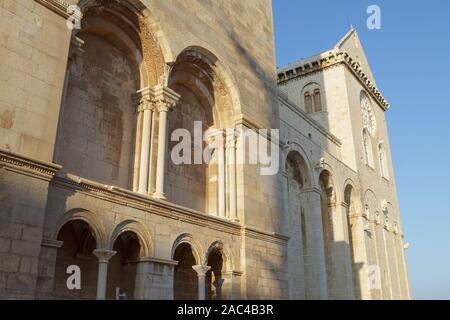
left=362, top=129, right=374, bottom=168
left=313, top=89, right=322, bottom=112
left=304, top=92, right=313, bottom=114
left=302, top=83, right=323, bottom=114
left=378, top=143, right=389, bottom=179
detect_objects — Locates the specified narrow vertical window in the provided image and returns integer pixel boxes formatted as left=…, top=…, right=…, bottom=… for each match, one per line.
left=379, top=143, right=390, bottom=179
left=313, top=89, right=322, bottom=112
left=363, top=129, right=374, bottom=167
left=304, top=92, right=313, bottom=114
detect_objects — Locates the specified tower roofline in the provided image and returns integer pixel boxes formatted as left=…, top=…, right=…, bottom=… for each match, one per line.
left=277, top=27, right=390, bottom=111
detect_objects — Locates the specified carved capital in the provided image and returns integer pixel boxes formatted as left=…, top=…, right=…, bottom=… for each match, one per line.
left=93, top=249, right=116, bottom=264
left=151, top=85, right=180, bottom=113
left=192, top=265, right=211, bottom=277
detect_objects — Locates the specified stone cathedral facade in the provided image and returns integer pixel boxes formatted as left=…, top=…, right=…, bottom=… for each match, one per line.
left=0, top=0, right=410, bottom=300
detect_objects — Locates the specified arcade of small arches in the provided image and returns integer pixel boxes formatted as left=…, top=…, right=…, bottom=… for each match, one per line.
left=282, top=146, right=401, bottom=299
left=50, top=215, right=234, bottom=300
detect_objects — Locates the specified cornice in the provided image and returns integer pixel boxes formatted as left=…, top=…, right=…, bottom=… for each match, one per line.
left=34, top=0, right=71, bottom=18
left=241, top=226, right=289, bottom=245
left=0, top=149, right=61, bottom=181
left=277, top=51, right=390, bottom=111
left=51, top=172, right=288, bottom=245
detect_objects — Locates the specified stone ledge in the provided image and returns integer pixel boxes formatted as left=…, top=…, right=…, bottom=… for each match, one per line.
left=34, top=0, right=70, bottom=19
left=51, top=171, right=289, bottom=246
left=0, top=148, right=62, bottom=181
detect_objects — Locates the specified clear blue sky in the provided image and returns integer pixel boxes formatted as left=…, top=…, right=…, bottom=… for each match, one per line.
left=272, top=0, right=450, bottom=300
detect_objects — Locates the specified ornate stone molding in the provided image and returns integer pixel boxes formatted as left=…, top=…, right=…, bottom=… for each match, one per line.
left=41, top=238, right=64, bottom=249
left=0, top=148, right=61, bottom=181
left=34, top=0, right=71, bottom=19
left=93, top=249, right=116, bottom=263
left=136, top=257, right=179, bottom=266
left=241, top=226, right=289, bottom=245
left=152, top=85, right=180, bottom=112
left=51, top=169, right=290, bottom=246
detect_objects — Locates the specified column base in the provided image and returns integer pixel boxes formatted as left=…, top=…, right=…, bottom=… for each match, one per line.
left=153, top=192, right=167, bottom=200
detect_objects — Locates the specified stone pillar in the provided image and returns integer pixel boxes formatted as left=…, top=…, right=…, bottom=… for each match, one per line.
left=133, top=106, right=143, bottom=192
left=134, top=257, right=178, bottom=300
left=139, top=99, right=154, bottom=194
left=206, top=129, right=226, bottom=218
left=333, top=202, right=356, bottom=300
left=217, top=130, right=226, bottom=219
left=93, top=249, right=116, bottom=300
left=226, top=130, right=238, bottom=221
left=35, top=238, right=64, bottom=299
left=347, top=211, right=370, bottom=300
left=301, top=187, right=328, bottom=300
left=153, top=85, right=180, bottom=200
left=192, top=265, right=211, bottom=300
left=133, top=87, right=156, bottom=195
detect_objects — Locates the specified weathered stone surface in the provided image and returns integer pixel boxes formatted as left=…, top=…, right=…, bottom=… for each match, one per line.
left=0, top=0, right=409, bottom=300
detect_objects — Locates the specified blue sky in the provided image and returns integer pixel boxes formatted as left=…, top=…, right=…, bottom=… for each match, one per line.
left=272, top=0, right=450, bottom=299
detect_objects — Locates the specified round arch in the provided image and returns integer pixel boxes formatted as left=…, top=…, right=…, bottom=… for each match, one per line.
left=170, top=46, right=242, bottom=125
left=171, top=233, right=203, bottom=265
left=108, top=219, right=153, bottom=257
left=53, top=208, right=106, bottom=248
left=205, top=240, right=235, bottom=272
left=77, top=0, right=167, bottom=87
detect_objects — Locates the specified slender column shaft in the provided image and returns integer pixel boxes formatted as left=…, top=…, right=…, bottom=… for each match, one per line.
left=154, top=108, right=169, bottom=199
left=133, top=110, right=143, bottom=192
left=138, top=108, right=153, bottom=194
left=93, top=249, right=116, bottom=300
left=192, top=265, right=211, bottom=300
left=226, top=133, right=238, bottom=221
left=217, top=132, right=226, bottom=219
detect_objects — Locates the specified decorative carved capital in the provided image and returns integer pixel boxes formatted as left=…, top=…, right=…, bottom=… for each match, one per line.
left=93, top=249, right=116, bottom=263
left=192, top=265, right=211, bottom=277
left=151, top=85, right=180, bottom=113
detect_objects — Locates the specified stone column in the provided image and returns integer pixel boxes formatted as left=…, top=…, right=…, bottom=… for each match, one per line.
left=153, top=85, right=180, bottom=200
left=333, top=202, right=356, bottom=300
left=93, top=249, right=116, bottom=300
left=217, top=130, right=226, bottom=219
left=301, top=187, right=328, bottom=300
left=192, top=265, right=211, bottom=300
left=226, top=130, right=238, bottom=221
left=133, top=104, right=143, bottom=192
left=138, top=99, right=154, bottom=194
left=347, top=211, right=371, bottom=300
left=133, top=87, right=156, bottom=195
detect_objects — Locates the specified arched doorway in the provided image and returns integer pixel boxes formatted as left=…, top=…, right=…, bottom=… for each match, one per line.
left=106, top=231, right=141, bottom=300
left=206, top=247, right=224, bottom=300
left=54, top=220, right=97, bottom=299
left=173, top=243, right=198, bottom=300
